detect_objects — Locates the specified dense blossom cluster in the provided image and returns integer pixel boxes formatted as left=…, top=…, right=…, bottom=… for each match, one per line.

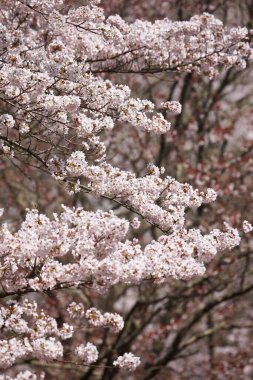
left=9, top=0, right=252, bottom=77
left=65, top=156, right=218, bottom=231
left=1, top=1, right=251, bottom=81
left=0, top=300, right=65, bottom=369
left=0, top=205, right=241, bottom=296
left=0, top=0, right=252, bottom=172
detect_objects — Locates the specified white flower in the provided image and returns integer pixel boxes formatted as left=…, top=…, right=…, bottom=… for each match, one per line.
left=32, top=337, right=63, bottom=360
left=58, top=323, right=74, bottom=339
left=85, top=308, right=104, bottom=327
left=103, top=312, right=124, bottom=332
left=131, top=217, right=141, bottom=229
left=0, top=114, right=15, bottom=129
left=75, top=342, right=98, bottom=364
left=161, top=101, right=182, bottom=114
left=243, top=220, right=253, bottom=234
left=66, top=151, right=87, bottom=176
left=113, top=352, right=141, bottom=371
left=67, top=302, right=84, bottom=318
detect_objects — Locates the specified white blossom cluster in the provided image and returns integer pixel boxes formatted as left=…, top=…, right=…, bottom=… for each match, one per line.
left=0, top=299, right=135, bottom=372
left=0, top=114, right=15, bottom=129
left=2, top=1, right=248, bottom=77
left=0, top=0, right=251, bottom=167
left=67, top=302, right=85, bottom=318
left=0, top=371, right=44, bottom=380
left=67, top=303, right=124, bottom=332
left=0, top=205, right=240, bottom=295
left=0, top=300, right=66, bottom=369
left=113, top=352, right=141, bottom=371
left=243, top=220, right=253, bottom=234
left=131, top=217, right=141, bottom=229
left=161, top=101, right=182, bottom=114
left=85, top=308, right=124, bottom=332
left=64, top=156, right=218, bottom=231
left=75, top=342, right=98, bottom=364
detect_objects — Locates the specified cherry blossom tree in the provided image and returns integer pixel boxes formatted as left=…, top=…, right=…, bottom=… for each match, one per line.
left=0, top=0, right=253, bottom=378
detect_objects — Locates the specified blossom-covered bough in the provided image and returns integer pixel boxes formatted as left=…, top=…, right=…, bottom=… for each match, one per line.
left=0, top=0, right=252, bottom=378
